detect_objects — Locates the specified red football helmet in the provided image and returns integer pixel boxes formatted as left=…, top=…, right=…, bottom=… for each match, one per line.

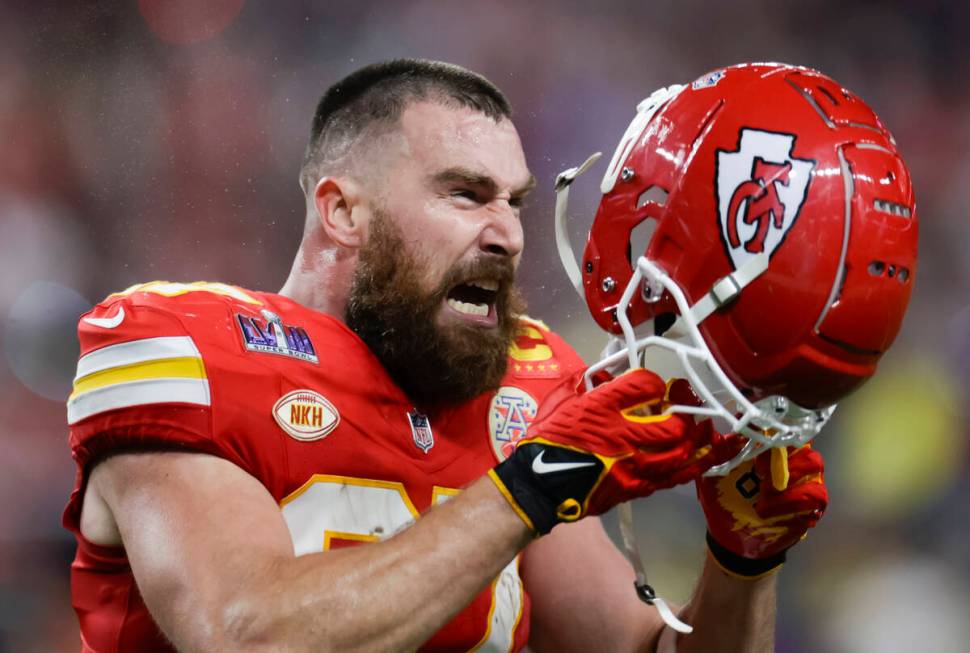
left=555, top=63, right=918, bottom=473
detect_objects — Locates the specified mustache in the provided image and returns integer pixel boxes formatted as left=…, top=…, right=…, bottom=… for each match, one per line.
left=433, top=255, right=516, bottom=299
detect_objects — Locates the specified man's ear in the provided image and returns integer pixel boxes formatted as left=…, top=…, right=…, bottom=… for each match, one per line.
left=313, top=177, right=368, bottom=249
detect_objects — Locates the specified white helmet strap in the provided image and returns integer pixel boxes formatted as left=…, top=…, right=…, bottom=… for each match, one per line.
left=553, top=84, right=686, bottom=300
left=689, top=252, right=769, bottom=324
left=554, top=151, right=602, bottom=297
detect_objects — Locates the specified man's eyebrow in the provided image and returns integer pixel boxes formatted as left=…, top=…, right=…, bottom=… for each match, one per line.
left=514, top=174, right=538, bottom=197
left=432, top=167, right=537, bottom=196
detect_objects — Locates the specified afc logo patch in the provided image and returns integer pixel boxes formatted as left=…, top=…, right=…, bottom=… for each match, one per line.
left=488, top=386, right=538, bottom=462
left=715, top=128, right=816, bottom=270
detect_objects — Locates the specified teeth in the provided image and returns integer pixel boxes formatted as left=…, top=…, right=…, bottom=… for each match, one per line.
left=447, top=298, right=489, bottom=316
left=467, top=279, right=499, bottom=291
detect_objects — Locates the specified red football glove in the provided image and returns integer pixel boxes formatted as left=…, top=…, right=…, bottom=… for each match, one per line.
left=698, top=444, right=828, bottom=578
left=489, top=369, right=735, bottom=535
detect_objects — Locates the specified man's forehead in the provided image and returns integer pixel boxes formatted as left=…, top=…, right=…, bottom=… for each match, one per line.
left=398, top=101, right=531, bottom=188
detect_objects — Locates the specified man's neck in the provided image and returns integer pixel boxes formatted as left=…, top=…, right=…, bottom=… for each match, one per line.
left=279, top=238, right=355, bottom=321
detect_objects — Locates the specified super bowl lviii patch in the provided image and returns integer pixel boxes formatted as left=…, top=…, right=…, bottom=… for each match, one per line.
left=488, top=386, right=538, bottom=461
left=237, top=309, right=318, bottom=363
left=273, top=389, right=339, bottom=441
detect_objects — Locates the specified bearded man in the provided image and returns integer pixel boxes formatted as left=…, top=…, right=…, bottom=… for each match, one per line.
left=63, top=59, right=822, bottom=652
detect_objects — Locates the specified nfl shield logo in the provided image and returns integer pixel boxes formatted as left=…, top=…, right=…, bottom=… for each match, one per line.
left=408, top=410, right=434, bottom=454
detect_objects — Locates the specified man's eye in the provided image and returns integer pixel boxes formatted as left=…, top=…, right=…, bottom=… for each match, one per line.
left=451, top=189, right=478, bottom=202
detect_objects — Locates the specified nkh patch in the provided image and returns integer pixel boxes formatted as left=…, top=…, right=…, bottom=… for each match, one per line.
left=237, top=309, right=318, bottom=363
left=715, top=128, right=816, bottom=271
left=488, top=386, right=538, bottom=462
left=273, top=389, right=339, bottom=442
left=408, top=410, right=435, bottom=454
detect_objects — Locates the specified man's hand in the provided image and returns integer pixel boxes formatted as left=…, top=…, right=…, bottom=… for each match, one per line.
left=698, top=444, right=827, bottom=578
left=490, top=369, right=733, bottom=535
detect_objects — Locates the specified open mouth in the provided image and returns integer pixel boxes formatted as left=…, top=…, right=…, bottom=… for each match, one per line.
left=445, top=278, right=500, bottom=323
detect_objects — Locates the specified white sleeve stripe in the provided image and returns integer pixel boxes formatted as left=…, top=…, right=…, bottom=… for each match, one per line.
left=67, top=377, right=211, bottom=425
left=75, top=336, right=202, bottom=382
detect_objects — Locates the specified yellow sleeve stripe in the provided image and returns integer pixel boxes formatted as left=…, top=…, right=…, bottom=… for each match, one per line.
left=68, top=335, right=210, bottom=425
left=71, top=356, right=206, bottom=399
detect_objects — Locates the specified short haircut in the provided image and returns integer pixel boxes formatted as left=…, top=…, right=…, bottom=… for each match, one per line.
left=299, top=59, right=513, bottom=191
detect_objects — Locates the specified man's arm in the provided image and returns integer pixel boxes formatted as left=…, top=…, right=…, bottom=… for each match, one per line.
left=525, top=444, right=827, bottom=652
left=522, top=519, right=776, bottom=653
left=82, top=368, right=727, bottom=651
left=84, top=451, right=532, bottom=652
left=522, top=517, right=662, bottom=652
left=663, top=556, right=777, bottom=652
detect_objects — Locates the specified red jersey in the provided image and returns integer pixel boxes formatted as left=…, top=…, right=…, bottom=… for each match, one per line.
left=63, top=281, right=585, bottom=653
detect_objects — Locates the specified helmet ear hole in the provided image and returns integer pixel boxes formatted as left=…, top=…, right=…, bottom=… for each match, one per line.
left=628, top=215, right=658, bottom=267
left=637, top=185, right=668, bottom=209
left=654, top=312, right=676, bottom=336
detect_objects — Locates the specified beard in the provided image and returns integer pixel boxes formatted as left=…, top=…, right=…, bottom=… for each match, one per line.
left=345, top=210, right=526, bottom=408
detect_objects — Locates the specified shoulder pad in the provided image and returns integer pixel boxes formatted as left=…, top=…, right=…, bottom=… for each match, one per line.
left=514, top=314, right=551, bottom=332
left=68, top=281, right=261, bottom=425
left=508, top=316, right=585, bottom=380
left=108, top=280, right=262, bottom=307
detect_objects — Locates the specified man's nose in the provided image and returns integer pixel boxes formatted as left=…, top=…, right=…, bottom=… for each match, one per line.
left=479, top=202, right=524, bottom=258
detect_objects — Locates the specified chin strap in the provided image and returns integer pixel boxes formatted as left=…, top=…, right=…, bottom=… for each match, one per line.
left=617, top=502, right=694, bottom=634
left=688, top=253, right=769, bottom=324
left=554, top=151, right=602, bottom=298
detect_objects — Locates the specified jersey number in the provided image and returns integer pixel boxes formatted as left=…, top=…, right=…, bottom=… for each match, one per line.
left=280, top=475, right=522, bottom=653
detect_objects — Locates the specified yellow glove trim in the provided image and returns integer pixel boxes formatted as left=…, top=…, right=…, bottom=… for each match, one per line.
left=770, top=447, right=790, bottom=491
left=487, top=468, right=537, bottom=534
left=556, top=498, right=583, bottom=522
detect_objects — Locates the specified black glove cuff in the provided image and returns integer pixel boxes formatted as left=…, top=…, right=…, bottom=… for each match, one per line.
left=492, top=455, right=559, bottom=535
left=492, top=443, right=603, bottom=536
left=706, top=531, right=787, bottom=579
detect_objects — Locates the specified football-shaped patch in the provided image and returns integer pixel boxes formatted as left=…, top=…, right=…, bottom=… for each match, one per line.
left=273, top=389, right=339, bottom=442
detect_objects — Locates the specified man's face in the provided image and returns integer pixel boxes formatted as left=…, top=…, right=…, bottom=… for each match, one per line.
left=345, top=102, right=534, bottom=406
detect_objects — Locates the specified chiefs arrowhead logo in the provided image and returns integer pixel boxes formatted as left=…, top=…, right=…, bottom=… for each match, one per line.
left=716, top=128, right=816, bottom=270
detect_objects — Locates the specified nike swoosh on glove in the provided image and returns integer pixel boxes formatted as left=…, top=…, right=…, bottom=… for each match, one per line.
left=698, top=444, right=828, bottom=579
left=489, top=369, right=735, bottom=535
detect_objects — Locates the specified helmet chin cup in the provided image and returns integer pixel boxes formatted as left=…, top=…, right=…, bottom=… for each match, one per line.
left=583, top=255, right=836, bottom=476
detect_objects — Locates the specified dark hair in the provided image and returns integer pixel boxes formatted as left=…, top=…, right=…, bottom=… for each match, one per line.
left=299, top=59, right=512, bottom=190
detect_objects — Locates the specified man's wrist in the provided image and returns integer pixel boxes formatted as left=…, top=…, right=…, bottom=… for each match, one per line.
left=486, top=468, right=542, bottom=535
left=705, top=532, right=786, bottom=581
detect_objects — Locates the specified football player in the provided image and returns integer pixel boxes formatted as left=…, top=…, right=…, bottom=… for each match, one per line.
left=64, top=60, right=916, bottom=652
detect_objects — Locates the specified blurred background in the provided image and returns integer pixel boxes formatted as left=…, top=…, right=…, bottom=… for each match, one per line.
left=1, top=0, right=968, bottom=650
